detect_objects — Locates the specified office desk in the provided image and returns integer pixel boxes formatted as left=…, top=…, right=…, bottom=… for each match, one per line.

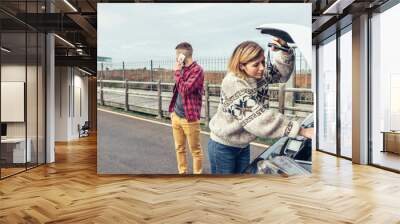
left=381, top=131, right=400, bottom=154
left=1, top=138, right=31, bottom=163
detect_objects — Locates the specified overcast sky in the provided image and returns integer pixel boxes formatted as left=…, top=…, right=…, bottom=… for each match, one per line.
left=98, top=3, right=310, bottom=64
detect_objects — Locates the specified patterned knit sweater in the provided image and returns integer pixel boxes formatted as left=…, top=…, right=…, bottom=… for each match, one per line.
left=209, top=51, right=300, bottom=148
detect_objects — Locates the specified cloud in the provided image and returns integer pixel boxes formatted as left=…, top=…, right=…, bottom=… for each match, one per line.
left=98, top=3, right=311, bottom=63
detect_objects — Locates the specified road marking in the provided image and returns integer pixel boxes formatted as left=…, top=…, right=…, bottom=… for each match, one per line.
left=98, top=108, right=171, bottom=127
left=98, top=108, right=269, bottom=148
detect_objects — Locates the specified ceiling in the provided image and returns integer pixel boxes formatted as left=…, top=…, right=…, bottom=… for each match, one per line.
left=0, top=0, right=392, bottom=73
left=0, top=0, right=98, bottom=73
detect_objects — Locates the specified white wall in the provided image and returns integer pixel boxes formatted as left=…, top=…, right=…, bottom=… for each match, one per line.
left=70, top=72, right=89, bottom=138
left=55, top=66, right=69, bottom=141
left=1, top=65, right=26, bottom=139
left=1, top=64, right=26, bottom=81
left=1, top=65, right=38, bottom=138
left=55, top=67, right=89, bottom=141
left=1, top=63, right=46, bottom=164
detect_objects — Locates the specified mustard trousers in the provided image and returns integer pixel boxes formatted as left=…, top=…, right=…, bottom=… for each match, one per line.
left=171, top=112, right=203, bottom=174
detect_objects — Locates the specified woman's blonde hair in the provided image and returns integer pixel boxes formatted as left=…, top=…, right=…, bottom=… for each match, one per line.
left=228, top=41, right=264, bottom=79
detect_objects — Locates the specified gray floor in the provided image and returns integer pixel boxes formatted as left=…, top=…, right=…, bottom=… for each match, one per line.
left=97, top=109, right=265, bottom=174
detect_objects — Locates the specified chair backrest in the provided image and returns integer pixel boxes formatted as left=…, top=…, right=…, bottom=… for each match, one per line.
left=82, top=121, right=90, bottom=129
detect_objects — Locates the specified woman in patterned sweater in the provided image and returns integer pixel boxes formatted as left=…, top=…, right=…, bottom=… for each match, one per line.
left=208, top=40, right=313, bottom=174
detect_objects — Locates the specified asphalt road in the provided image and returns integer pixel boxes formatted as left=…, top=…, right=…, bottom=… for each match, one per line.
left=97, top=109, right=266, bottom=174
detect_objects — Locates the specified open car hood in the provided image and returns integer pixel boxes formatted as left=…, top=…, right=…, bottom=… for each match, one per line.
left=257, top=23, right=311, bottom=67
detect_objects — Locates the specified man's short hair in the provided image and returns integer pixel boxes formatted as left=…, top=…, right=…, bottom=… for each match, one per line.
left=175, top=42, right=193, bottom=57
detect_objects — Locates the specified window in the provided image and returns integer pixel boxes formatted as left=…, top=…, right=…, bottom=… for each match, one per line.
left=317, top=36, right=337, bottom=154
left=370, top=3, right=400, bottom=171
left=339, top=28, right=352, bottom=158
left=0, top=2, right=46, bottom=179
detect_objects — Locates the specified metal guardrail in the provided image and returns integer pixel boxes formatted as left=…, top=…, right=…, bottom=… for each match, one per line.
left=97, top=80, right=313, bottom=126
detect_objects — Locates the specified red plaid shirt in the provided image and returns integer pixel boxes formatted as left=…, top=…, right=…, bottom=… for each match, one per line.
left=168, top=61, right=204, bottom=122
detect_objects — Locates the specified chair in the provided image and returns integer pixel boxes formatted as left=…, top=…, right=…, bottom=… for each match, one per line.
left=78, top=121, right=90, bottom=138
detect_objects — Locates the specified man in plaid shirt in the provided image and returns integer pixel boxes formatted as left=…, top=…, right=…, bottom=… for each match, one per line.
left=168, top=42, right=204, bottom=174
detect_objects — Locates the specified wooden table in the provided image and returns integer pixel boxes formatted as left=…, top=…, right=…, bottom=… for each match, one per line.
left=381, top=131, right=400, bottom=154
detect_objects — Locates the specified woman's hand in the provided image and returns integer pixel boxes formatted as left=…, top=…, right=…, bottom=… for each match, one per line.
left=270, top=37, right=288, bottom=53
left=299, top=127, right=314, bottom=139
